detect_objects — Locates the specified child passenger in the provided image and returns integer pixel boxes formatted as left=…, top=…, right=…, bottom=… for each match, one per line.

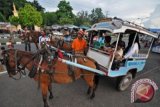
left=114, top=42, right=124, bottom=61
left=111, top=42, right=124, bottom=70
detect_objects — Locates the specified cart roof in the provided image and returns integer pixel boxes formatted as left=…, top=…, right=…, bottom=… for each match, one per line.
left=87, top=18, right=158, bottom=38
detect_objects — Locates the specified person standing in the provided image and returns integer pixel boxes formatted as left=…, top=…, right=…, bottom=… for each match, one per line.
left=23, top=27, right=31, bottom=51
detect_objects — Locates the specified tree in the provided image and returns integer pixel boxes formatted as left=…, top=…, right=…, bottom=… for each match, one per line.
left=0, top=0, right=44, bottom=21
left=42, top=12, right=57, bottom=26
left=9, top=16, right=19, bottom=27
left=89, top=8, right=105, bottom=24
left=31, top=0, right=45, bottom=12
left=75, top=10, right=91, bottom=26
left=56, top=0, right=75, bottom=24
left=0, top=12, right=6, bottom=22
left=0, top=0, right=13, bottom=20
left=18, top=4, right=43, bottom=28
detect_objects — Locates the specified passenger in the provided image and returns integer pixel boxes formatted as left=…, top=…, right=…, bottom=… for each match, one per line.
left=124, top=34, right=140, bottom=59
left=114, top=42, right=124, bottom=60
left=104, top=35, right=112, bottom=47
left=72, top=30, right=87, bottom=55
left=112, top=34, right=125, bottom=49
left=111, top=42, right=124, bottom=70
left=98, top=33, right=105, bottom=44
left=93, top=32, right=99, bottom=42
left=101, top=35, right=112, bottom=51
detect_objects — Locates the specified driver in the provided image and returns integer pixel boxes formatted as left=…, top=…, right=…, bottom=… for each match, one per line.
left=72, top=30, right=87, bottom=55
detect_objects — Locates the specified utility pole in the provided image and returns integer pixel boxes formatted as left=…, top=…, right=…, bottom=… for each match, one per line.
left=105, top=11, right=109, bottom=18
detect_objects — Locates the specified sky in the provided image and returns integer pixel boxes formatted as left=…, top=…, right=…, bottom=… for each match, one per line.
left=27, top=0, right=160, bottom=28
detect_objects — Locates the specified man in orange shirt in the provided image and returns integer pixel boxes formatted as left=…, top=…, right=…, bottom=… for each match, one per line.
left=72, top=30, right=87, bottom=55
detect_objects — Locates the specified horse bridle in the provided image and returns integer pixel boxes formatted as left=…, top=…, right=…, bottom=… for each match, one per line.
left=3, top=49, right=38, bottom=80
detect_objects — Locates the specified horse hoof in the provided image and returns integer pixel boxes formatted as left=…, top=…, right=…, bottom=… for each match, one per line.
left=49, top=95, right=53, bottom=99
left=44, top=104, right=49, bottom=107
left=87, top=90, right=90, bottom=95
left=90, top=94, right=95, bottom=99
left=87, top=88, right=91, bottom=95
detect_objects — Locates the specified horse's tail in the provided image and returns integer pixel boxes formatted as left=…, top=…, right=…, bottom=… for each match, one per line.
left=94, top=62, right=100, bottom=90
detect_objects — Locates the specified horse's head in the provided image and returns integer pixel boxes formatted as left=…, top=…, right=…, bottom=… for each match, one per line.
left=2, top=49, right=19, bottom=77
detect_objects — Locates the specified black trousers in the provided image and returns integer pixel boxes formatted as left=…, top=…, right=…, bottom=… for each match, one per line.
left=25, top=42, right=31, bottom=51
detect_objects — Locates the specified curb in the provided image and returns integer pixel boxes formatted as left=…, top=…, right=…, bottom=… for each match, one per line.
left=0, top=71, right=7, bottom=75
left=0, top=35, right=18, bottom=39
left=0, top=42, right=23, bottom=46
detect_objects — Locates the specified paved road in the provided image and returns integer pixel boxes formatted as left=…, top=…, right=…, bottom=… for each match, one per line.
left=0, top=44, right=160, bottom=107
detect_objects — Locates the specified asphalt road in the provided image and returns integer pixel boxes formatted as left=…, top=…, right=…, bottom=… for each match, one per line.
left=0, top=44, right=160, bottom=107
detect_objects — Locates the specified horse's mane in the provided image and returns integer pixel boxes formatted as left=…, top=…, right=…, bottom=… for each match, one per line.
left=8, top=49, right=35, bottom=57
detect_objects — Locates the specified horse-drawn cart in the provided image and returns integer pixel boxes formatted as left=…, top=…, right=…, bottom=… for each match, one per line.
left=48, top=17, right=158, bottom=91
left=86, top=18, right=158, bottom=91
left=1, top=18, right=158, bottom=107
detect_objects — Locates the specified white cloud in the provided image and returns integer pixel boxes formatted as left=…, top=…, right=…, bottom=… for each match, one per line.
left=144, top=4, right=160, bottom=28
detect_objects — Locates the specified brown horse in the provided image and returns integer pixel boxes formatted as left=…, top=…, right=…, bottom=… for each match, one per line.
left=2, top=49, right=99, bottom=107
left=19, top=30, right=40, bottom=50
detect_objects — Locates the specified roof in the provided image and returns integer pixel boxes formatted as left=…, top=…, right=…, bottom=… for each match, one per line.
left=79, top=25, right=90, bottom=30
left=87, top=18, right=158, bottom=38
left=149, top=28, right=160, bottom=33
left=63, top=24, right=79, bottom=29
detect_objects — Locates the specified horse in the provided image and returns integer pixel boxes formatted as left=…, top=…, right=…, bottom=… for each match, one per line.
left=49, top=34, right=73, bottom=52
left=2, top=49, right=99, bottom=107
left=19, top=30, right=41, bottom=50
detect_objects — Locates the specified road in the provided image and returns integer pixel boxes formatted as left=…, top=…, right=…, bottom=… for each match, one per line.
left=0, top=44, right=160, bottom=107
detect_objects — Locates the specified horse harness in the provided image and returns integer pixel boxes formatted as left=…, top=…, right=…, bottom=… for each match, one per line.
left=4, top=48, right=91, bottom=81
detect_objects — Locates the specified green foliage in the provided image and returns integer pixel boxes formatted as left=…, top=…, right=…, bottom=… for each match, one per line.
left=18, top=4, right=43, bottom=27
left=30, top=0, right=45, bottom=12
left=56, top=0, right=75, bottom=24
left=75, top=11, right=91, bottom=26
left=42, top=12, right=58, bottom=26
left=59, top=17, right=74, bottom=25
left=0, top=12, right=6, bottom=22
left=0, top=0, right=44, bottom=21
left=9, top=16, right=19, bottom=26
left=13, top=0, right=29, bottom=10
left=0, top=0, right=13, bottom=20
left=89, top=8, right=105, bottom=24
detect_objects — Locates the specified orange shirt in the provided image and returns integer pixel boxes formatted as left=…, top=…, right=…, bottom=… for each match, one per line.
left=72, top=38, right=87, bottom=51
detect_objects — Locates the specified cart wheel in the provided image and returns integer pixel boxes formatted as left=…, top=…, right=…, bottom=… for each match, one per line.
left=116, top=72, right=133, bottom=91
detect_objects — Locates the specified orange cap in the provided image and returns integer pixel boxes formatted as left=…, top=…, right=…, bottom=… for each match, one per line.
left=78, top=30, right=84, bottom=35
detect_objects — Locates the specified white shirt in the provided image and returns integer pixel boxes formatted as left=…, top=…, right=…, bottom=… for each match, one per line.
left=124, top=42, right=139, bottom=58
left=64, top=35, right=72, bottom=42
left=39, top=36, right=50, bottom=48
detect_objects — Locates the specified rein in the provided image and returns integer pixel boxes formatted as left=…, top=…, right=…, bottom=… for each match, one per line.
left=9, top=50, right=23, bottom=80
left=7, top=49, right=43, bottom=80
left=19, top=49, right=43, bottom=70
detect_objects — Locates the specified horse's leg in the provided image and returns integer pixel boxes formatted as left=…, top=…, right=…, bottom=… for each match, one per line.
left=48, top=82, right=53, bottom=99
left=28, top=43, right=31, bottom=51
left=25, top=42, right=27, bottom=51
left=83, top=74, right=99, bottom=99
left=41, top=82, right=49, bottom=107
left=35, top=42, right=39, bottom=50
left=87, top=86, right=91, bottom=95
